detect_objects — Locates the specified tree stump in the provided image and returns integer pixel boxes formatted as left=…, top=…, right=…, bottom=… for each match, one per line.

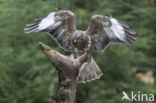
left=39, top=42, right=89, bottom=103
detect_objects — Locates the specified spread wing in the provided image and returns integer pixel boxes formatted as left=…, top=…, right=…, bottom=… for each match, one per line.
left=24, top=9, right=76, bottom=51
left=86, top=15, right=136, bottom=51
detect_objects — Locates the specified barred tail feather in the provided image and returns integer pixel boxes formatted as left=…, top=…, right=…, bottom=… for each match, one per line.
left=77, top=57, right=103, bottom=83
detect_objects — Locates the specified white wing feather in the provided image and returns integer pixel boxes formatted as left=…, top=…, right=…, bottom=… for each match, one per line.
left=25, top=9, right=76, bottom=51
left=38, top=12, right=55, bottom=30
left=110, top=18, right=125, bottom=41
left=87, top=15, right=136, bottom=51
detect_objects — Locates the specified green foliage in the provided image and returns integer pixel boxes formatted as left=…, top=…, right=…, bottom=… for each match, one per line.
left=0, top=0, right=156, bottom=103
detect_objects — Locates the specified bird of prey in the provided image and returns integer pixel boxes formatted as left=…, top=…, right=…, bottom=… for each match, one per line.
left=24, top=8, right=136, bottom=83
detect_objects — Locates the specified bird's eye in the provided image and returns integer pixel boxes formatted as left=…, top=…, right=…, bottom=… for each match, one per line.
left=73, top=40, right=77, bottom=43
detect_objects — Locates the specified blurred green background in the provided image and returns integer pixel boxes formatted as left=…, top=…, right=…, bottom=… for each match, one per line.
left=0, top=0, right=156, bottom=103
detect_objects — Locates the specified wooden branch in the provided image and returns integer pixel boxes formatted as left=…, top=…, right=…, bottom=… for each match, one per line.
left=39, top=42, right=88, bottom=103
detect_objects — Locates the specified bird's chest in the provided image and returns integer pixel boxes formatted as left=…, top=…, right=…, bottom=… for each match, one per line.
left=74, top=39, right=88, bottom=50
left=73, top=47, right=86, bottom=58
left=73, top=39, right=92, bottom=58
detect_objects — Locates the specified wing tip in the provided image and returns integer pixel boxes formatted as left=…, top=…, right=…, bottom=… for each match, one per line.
left=24, top=26, right=40, bottom=34
left=123, top=38, right=133, bottom=46
left=24, top=22, right=39, bottom=34
left=118, top=20, right=137, bottom=45
left=24, top=13, right=50, bottom=34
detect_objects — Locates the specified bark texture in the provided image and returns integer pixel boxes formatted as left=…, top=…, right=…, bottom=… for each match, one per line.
left=39, top=42, right=88, bottom=103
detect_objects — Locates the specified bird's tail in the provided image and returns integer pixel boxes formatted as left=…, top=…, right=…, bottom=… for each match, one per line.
left=77, top=57, right=103, bottom=83
left=69, top=54, right=103, bottom=83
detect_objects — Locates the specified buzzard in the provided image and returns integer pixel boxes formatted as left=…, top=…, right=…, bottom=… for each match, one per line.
left=24, top=8, right=136, bottom=83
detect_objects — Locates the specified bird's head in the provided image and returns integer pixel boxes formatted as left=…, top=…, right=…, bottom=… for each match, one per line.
left=72, top=31, right=89, bottom=49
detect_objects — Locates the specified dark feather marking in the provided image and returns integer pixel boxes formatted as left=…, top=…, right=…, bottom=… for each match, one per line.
left=124, top=29, right=136, bottom=36
left=34, top=14, right=49, bottom=22
left=122, top=25, right=130, bottom=29
left=60, top=42, right=67, bottom=48
left=124, top=28, right=136, bottom=35
left=26, top=21, right=40, bottom=27
left=101, top=38, right=110, bottom=49
left=117, top=19, right=129, bottom=28
left=57, top=37, right=63, bottom=43
left=126, top=34, right=136, bottom=42
left=49, top=28, right=65, bottom=43
left=123, top=38, right=133, bottom=45
left=25, top=25, right=38, bottom=31
left=125, top=31, right=137, bottom=39
left=49, top=29, right=58, bottom=37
